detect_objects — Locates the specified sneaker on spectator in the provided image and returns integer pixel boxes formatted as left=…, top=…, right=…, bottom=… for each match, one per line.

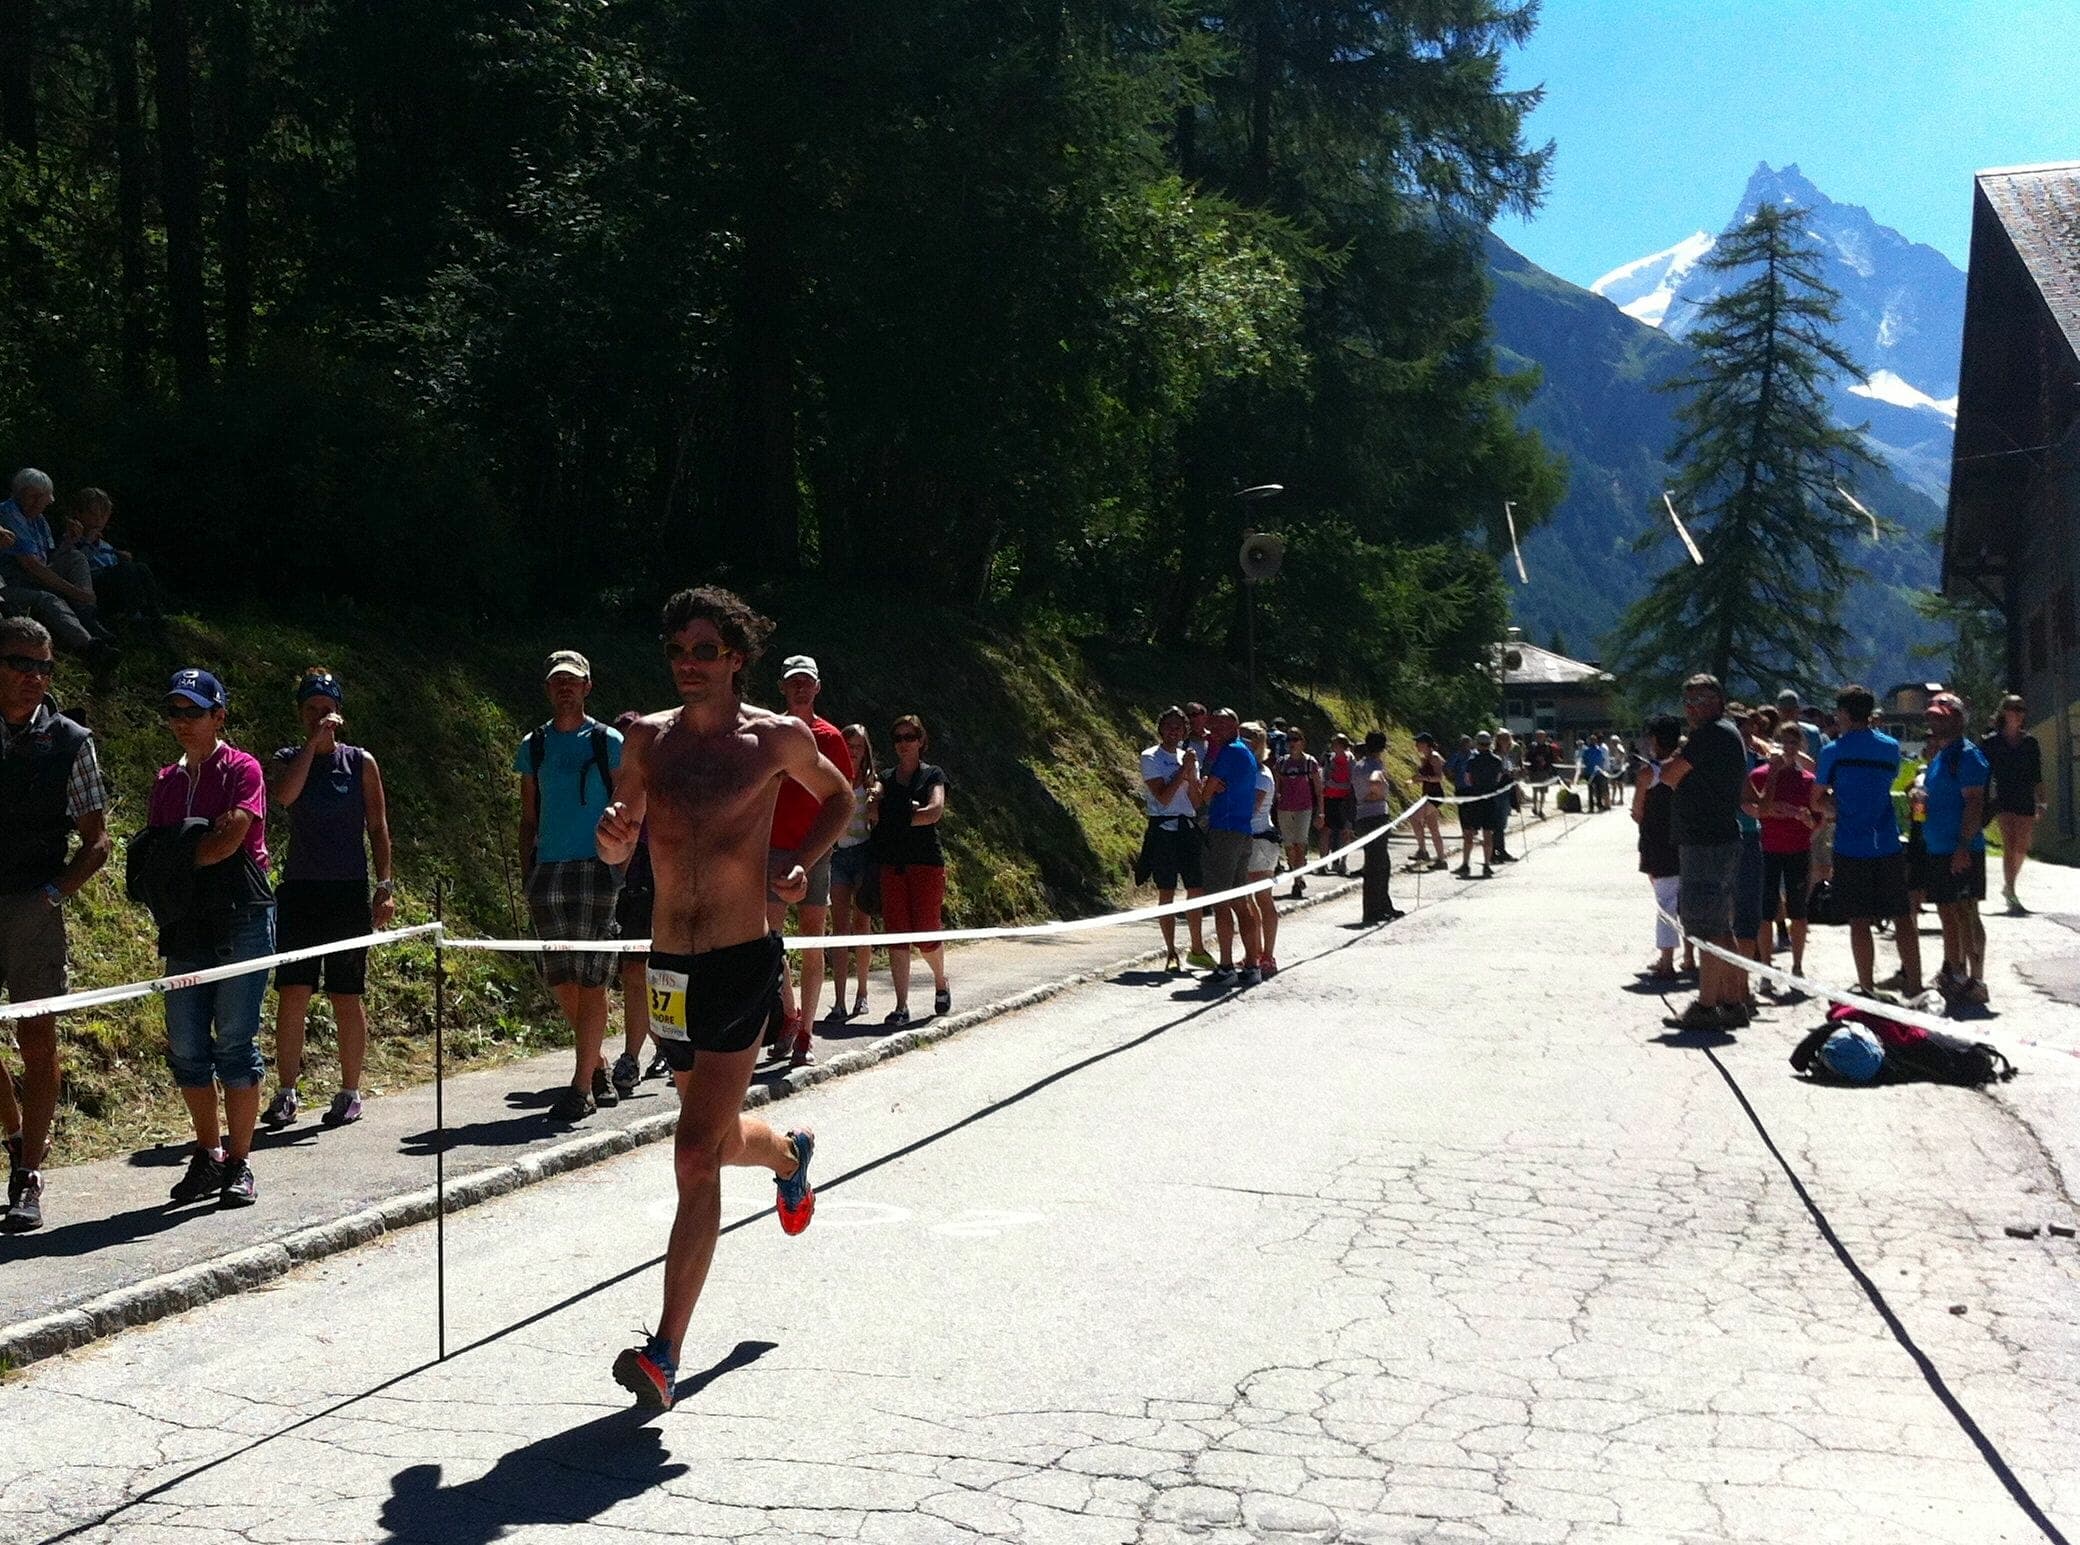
left=2, top=1170, right=42, bottom=1232
left=220, top=1158, right=258, bottom=1207
left=1185, top=948, right=1217, bottom=971
left=262, top=1086, right=299, bottom=1128
left=646, top=1050, right=671, bottom=1080
left=170, top=1147, right=227, bottom=1204
left=322, top=1091, right=365, bottom=1128
left=549, top=1086, right=596, bottom=1123
left=1963, top=978, right=1990, bottom=1006
left=1206, top=964, right=1237, bottom=985
left=611, top=1053, right=642, bottom=1097
left=591, top=1063, right=618, bottom=1108
left=1238, top=966, right=1262, bottom=988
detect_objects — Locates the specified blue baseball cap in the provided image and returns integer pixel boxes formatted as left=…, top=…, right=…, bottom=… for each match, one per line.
left=296, top=671, right=343, bottom=705
left=1819, top=1025, right=1884, bottom=1083
left=166, top=668, right=227, bottom=711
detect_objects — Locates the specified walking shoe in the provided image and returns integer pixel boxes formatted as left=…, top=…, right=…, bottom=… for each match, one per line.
left=789, top=1026, right=816, bottom=1069
left=646, top=1050, right=672, bottom=1080
left=1719, top=1001, right=1753, bottom=1029
left=1185, top=949, right=1217, bottom=970
left=775, top=1129, right=816, bottom=1235
left=1493, top=850, right=1517, bottom=864
left=592, top=1063, right=619, bottom=1108
left=1453, top=865, right=1472, bottom=879
left=851, top=992, right=869, bottom=1019
left=611, top=1052, right=643, bottom=1097
left=2, top=1170, right=42, bottom=1232
left=1480, top=864, right=1493, bottom=879
left=933, top=985, right=951, bottom=1017
left=220, top=1157, right=258, bottom=1207
left=613, top=1335, right=678, bottom=1411
left=883, top=1006, right=912, bottom=1028
left=262, top=1086, right=300, bottom=1128
left=1290, top=877, right=1306, bottom=899
left=1963, top=977, right=1990, bottom=1006
left=1259, top=956, right=1278, bottom=978
left=1207, top=964, right=1237, bottom=985
left=322, top=1090, right=365, bottom=1128
left=2005, top=892, right=2028, bottom=916
left=170, top=1147, right=227, bottom=1204
left=1238, top=966, right=1262, bottom=988
left=1431, top=858, right=1450, bottom=872
left=548, top=1085, right=596, bottom=1123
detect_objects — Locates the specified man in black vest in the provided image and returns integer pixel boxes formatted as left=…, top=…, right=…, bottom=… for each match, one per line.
left=0, top=617, right=112, bottom=1232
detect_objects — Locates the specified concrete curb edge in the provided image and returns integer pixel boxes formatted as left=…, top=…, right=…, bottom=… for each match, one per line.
left=1, top=878, right=1363, bottom=1372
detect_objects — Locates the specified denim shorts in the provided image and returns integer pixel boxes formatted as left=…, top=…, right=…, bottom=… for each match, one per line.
left=830, top=842, right=871, bottom=891
left=164, top=904, right=276, bottom=1090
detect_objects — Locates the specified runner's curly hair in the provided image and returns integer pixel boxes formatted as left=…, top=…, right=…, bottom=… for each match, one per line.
left=660, top=586, right=774, bottom=692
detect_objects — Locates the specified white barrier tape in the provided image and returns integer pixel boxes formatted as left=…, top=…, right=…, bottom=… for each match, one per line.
left=453, top=799, right=1435, bottom=955
left=0, top=770, right=1587, bottom=1014
left=0, top=923, right=445, bottom=1024
left=1650, top=901, right=2016, bottom=1044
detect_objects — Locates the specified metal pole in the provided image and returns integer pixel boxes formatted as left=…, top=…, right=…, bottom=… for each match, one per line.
left=433, top=876, right=447, bottom=1363
left=1246, top=581, right=1258, bottom=707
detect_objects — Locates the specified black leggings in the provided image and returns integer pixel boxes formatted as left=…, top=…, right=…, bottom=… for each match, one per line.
left=1761, top=849, right=1811, bottom=923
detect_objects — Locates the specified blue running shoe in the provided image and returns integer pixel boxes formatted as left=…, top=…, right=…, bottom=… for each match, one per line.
left=613, top=1335, right=678, bottom=1410
left=775, top=1128, right=815, bottom=1236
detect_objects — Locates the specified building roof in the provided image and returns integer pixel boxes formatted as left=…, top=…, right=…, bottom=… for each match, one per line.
left=1495, top=639, right=1613, bottom=689
left=1977, top=161, right=2080, bottom=358
left=1942, top=160, right=2080, bottom=592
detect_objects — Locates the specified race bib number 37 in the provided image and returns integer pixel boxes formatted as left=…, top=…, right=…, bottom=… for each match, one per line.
left=646, top=966, right=691, bottom=1036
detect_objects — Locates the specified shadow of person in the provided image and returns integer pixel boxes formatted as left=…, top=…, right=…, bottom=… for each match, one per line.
left=375, top=1341, right=774, bottom=1543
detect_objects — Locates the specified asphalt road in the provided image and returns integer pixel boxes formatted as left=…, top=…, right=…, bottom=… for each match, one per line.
left=4, top=811, right=2076, bottom=1545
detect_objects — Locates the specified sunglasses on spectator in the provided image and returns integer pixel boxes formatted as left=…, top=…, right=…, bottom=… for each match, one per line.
left=163, top=703, right=212, bottom=720
left=664, top=640, right=733, bottom=663
left=892, top=731, right=923, bottom=743
left=1, top=654, right=56, bottom=676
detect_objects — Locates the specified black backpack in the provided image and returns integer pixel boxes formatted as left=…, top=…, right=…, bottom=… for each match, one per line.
left=526, top=722, right=615, bottom=804
left=1806, top=877, right=1845, bottom=926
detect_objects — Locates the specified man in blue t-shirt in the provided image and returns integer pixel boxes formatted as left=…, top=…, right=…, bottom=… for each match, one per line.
left=1578, top=737, right=1608, bottom=811
left=1194, top=707, right=1263, bottom=987
left=1919, top=691, right=1991, bottom=1002
left=513, top=649, right=626, bottom=1122
left=1815, top=683, right=1920, bottom=997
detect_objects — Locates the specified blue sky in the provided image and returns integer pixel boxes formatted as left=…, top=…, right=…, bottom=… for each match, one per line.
left=1494, top=0, right=2080, bottom=287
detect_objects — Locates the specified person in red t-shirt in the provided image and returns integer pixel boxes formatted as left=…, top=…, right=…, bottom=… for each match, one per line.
left=1750, top=724, right=1817, bottom=982
left=769, top=655, right=854, bottom=1067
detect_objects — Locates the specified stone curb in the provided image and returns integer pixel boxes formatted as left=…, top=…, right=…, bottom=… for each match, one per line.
left=1, top=878, right=1367, bottom=1372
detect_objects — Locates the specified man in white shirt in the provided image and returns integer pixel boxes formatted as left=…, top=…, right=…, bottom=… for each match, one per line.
left=1136, top=707, right=1212, bottom=971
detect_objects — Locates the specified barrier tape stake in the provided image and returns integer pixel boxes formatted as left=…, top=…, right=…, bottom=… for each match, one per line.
left=433, top=877, right=447, bottom=1364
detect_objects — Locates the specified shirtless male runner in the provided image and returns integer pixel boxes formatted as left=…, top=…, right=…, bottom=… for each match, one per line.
left=595, top=586, right=854, bottom=1409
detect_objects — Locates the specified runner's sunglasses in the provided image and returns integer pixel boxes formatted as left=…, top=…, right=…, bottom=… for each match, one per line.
left=663, top=640, right=735, bottom=663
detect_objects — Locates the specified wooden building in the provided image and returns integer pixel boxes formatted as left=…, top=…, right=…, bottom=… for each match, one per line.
left=1495, top=629, right=1616, bottom=740
left=1942, top=160, right=2080, bottom=859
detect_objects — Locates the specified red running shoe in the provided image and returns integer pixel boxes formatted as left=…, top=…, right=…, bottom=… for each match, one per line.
left=613, top=1335, right=678, bottom=1410
left=775, top=1129, right=815, bottom=1235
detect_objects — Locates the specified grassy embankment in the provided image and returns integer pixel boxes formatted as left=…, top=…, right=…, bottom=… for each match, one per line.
left=33, top=593, right=1402, bottom=1163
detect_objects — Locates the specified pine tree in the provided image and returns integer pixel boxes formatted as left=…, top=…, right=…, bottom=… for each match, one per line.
left=1613, top=203, right=1882, bottom=701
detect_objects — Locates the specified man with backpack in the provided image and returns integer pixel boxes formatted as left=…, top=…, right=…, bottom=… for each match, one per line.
left=514, top=650, right=625, bottom=1122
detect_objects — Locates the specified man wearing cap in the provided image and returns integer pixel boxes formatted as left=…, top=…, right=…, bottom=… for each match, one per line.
left=264, top=668, right=397, bottom=1131
left=1656, top=673, right=1757, bottom=1030
left=1919, top=691, right=1991, bottom=1004
left=768, top=655, right=853, bottom=1063
left=1454, top=731, right=1504, bottom=878
left=0, top=617, right=111, bottom=1232
left=514, top=650, right=625, bottom=1123
left=145, top=667, right=276, bottom=1206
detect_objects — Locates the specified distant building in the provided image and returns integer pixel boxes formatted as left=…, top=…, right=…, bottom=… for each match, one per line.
left=1942, top=160, right=2080, bottom=857
left=1494, top=629, right=1616, bottom=740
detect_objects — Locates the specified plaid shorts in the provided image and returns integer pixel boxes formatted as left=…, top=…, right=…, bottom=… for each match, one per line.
left=526, top=858, right=623, bottom=989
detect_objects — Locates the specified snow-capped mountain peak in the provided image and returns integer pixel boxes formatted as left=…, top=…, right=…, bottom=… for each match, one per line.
left=1848, top=369, right=1958, bottom=425
left=1589, top=231, right=1714, bottom=327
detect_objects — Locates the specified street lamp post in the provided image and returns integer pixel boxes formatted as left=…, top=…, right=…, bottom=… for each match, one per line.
left=1236, top=483, right=1285, bottom=706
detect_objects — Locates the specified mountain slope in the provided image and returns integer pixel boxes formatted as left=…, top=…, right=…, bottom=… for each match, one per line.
left=1592, top=163, right=1966, bottom=501
left=1486, top=232, right=1947, bottom=688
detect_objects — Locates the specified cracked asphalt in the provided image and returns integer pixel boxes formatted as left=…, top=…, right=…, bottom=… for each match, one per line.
left=4, top=811, right=2077, bottom=1544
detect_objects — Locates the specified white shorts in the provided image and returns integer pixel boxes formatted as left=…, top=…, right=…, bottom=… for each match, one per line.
left=1250, top=836, right=1280, bottom=875
left=1652, top=874, right=1682, bottom=951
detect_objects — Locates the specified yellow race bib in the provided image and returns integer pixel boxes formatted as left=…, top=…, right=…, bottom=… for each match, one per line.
left=646, top=965, right=691, bottom=1038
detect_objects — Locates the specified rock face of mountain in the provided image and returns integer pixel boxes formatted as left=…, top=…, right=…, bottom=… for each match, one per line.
left=1590, top=162, right=1966, bottom=502
left=1486, top=230, right=1946, bottom=686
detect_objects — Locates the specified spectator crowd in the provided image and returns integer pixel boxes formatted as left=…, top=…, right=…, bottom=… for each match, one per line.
left=0, top=482, right=2054, bottom=1241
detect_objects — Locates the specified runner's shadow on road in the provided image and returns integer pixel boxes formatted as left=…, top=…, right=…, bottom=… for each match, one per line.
left=374, top=1339, right=772, bottom=1544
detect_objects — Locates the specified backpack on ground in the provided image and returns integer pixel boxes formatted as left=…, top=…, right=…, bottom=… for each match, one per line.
left=1556, top=787, right=1582, bottom=814
left=1822, top=1002, right=2015, bottom=1088
left=1806, top=878, right=1845, bottom=926
left=527, top=722, right=615, bottom=804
